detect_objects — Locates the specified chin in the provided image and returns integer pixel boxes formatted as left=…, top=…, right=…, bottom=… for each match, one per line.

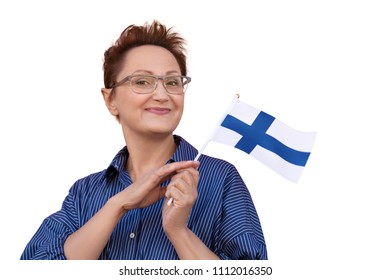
left=145, top=125, right=177, bottom=136
left=146, top=119, right=180, bottom=133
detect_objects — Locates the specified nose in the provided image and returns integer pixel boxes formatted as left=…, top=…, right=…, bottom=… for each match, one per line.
left=153, top=78, right=169, bottom=99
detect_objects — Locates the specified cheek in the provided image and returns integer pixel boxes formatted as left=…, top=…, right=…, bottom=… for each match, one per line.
left=175, top=100, right=185, bottom=117
left=117, top=93, right=144, bottom=111
left=174, top=96, right=185, bottom=110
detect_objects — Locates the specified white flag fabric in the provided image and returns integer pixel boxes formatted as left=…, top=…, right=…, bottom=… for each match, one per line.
left=212, top=99, right=316, bottom=183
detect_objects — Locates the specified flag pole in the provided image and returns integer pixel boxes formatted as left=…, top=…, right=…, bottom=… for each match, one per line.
left=167, top=94, right=240, bottom=206
left=193, top=94, right=240, bottom=160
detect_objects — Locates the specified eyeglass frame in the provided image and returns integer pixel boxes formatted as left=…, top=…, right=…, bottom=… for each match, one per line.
left=109, top=74, right=191, bottom=95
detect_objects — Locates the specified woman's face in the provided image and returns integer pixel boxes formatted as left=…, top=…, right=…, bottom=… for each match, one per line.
left=104, top=45, right=185, bottom=138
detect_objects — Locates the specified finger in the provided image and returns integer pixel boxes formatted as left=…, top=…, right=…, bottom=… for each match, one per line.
left=167, top=178, right=189, bottom=194
left=165, top=182, right=177, bottom=206
left=175, top=161, right=200, bottom=173
left=142, top=164, right=178, bottom=188
left=172, top=168, right=199, bottom=189
left=166, top=178, right=197, bottom=203
left=165, top=183, right=188, bottom=206
left=151, top=161, right=198, bottom=183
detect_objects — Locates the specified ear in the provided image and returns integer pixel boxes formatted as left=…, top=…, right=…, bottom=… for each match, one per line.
left=101, top=88, right=119, bottom=117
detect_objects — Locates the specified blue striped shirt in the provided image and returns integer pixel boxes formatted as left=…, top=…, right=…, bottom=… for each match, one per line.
left=20, top=136, right=267, bottom=260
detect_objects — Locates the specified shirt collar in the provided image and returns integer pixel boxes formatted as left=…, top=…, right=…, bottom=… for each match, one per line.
left=171, top=135, right=198, bottom=162
left=103, top=135, right=198, bottom=179
left=103, top=146, right=129, bottom=179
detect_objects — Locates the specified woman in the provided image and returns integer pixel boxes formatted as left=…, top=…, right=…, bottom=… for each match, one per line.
left=21, top=20, right=267, bottom=260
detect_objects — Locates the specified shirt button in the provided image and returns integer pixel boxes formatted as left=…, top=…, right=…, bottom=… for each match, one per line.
left=129, top=233, right=135, bottom=239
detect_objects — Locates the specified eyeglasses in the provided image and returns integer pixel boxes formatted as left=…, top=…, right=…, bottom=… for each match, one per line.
left=110, top=74, right=191, bottom=95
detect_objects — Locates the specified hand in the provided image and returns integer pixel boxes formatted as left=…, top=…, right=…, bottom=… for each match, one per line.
left=113, top=161, right=199, bottom=213
left=162, top=162, right=199, bottom=235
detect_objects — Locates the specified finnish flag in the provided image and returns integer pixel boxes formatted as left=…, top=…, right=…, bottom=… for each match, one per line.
left=212, top=99, right=316, bottom=183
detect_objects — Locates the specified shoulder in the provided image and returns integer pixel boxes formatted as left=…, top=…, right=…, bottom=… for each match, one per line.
left=198, top=154, right=243, bottom=185
left=199, top=155, right=238, bottom=173
left=68, top=146, right=127, bottom=194
left=198, top=154, right=236, bottom=172
left=68, top=169, right=107, bottom=196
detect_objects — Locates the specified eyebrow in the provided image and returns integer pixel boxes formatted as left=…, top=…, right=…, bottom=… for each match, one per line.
left=131, top=70, right=181, bottom=75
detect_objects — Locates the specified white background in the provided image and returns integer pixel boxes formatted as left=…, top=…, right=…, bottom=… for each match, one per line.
left=1, top=0, right=389, bottom=279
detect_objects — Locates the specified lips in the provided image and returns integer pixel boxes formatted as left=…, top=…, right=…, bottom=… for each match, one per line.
left=145, top=107, right=171, bottom=115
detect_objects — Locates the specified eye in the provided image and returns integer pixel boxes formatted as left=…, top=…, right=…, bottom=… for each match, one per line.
left=132, top=76, right=154, bottom=87
left=165, top=76, right=182, bottom=87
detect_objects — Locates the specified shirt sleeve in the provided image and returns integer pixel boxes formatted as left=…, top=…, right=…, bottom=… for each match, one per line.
left=215, top=165, right=268, bottom=260
left=20, top=190, right=79, bottom=260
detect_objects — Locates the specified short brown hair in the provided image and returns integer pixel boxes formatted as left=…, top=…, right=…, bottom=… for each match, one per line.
left=103, top=20, right=187, bottom=88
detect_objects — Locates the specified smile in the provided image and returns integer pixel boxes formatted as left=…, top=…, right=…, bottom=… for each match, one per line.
left=145, top=107, right=171, bottom=115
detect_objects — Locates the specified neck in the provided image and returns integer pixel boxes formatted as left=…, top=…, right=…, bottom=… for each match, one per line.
left=123, top=131, right=177, bottom=181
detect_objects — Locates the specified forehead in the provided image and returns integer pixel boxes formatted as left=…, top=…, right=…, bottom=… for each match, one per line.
left=121, top=45, right=180, bottom=75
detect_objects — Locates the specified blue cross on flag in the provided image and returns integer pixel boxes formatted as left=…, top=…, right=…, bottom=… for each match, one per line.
left=211, top=99, right=316, bottom=183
